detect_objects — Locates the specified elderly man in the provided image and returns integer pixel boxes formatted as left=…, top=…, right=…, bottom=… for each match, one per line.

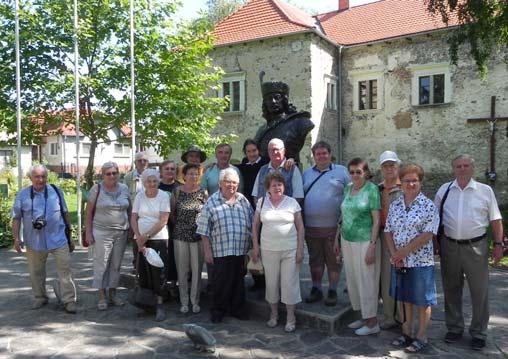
left=303, top=141, right=350, bottom=306
left=435, top=154, right=504, bottom=350
left=201, top=143, right=242, bottom=194
left=378, top=151, right=403, bottom=329
left=12, top=164, right=77, bottom=313
left=252, top=138, right=304, bottom=203
left=124, top=151, right=149, bottom=198
left=197, top=168, right=253, bottom=323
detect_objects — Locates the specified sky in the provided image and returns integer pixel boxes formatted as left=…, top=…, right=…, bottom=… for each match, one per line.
left=175, top=0, right=378, bottom=22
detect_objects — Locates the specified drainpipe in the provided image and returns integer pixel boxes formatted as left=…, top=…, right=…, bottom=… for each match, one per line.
left=337, top=45, right=344, bottom=164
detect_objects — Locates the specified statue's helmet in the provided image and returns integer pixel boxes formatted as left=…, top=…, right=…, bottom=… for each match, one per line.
left=261, top=81, right=289, bottom=97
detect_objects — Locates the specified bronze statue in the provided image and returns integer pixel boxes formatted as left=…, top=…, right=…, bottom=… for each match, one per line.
left=254, top=72, right=314, bottom=164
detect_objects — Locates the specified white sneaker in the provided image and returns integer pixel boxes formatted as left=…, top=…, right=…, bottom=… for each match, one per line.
left=355, top=324, right=380, bottom=336
left=180, top=305, right=189, bottom=313
left=192, top=304, right=201, bottom=313
left=347, top=319, right=364, bottom=329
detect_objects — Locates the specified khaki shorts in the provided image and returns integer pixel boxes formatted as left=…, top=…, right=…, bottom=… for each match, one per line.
left=305, top=227, right=340, bottom=272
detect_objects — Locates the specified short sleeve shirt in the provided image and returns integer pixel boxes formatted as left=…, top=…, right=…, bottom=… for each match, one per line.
left=133, top=190, right=170, bottom=239
left=256, top=195, right=301, bottom=251
left=385, top=192, right=439, bottom=267
left=340, top=181, right=381, bottom=242
left=88, top=183, right=130, bottom=230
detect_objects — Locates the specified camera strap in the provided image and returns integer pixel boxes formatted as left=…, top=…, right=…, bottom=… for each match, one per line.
left=30, top=185, right=48, bottom=221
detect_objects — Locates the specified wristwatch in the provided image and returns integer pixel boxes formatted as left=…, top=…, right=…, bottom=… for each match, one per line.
left=493, top=242, right=503, bottom=247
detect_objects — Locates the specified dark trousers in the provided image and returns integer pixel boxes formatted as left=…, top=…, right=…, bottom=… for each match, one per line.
left=211, top=255, right=247, bottom=317
left=138, top=240, right=168, bottom=297
left=166, top=237, right=178, bottom=282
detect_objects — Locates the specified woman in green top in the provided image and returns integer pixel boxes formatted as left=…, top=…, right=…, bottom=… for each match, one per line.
left=340, top=157, right=381, bottom=336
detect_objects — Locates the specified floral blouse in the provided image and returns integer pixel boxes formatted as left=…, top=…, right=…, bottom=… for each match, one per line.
left=384, top=192, right=439, bottom=267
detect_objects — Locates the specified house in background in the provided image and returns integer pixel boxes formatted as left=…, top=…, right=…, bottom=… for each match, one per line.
left=0, top=132, right=32, bottom=178
left=210, top=0, right=508, bottom=202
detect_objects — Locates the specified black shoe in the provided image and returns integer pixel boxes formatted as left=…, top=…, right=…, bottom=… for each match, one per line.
left=155, top=304, right=166, bottom=322
left=471, top=338, right=486, bottom=351
left=324, top=290, right=337, bottom=306
left=305, top=287, right=323, bottom=303
left=444, top=332, right=462, bottom=343
left=232, top=312, right=249, bottom=321
left=210, top=311, right=223, bottom=323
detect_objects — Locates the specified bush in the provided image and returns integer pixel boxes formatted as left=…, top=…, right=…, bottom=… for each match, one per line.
left=0, top=198, right=13, bottom=248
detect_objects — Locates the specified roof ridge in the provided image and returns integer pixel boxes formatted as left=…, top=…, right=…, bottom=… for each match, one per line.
left=271, top=0, right=315, bottom=29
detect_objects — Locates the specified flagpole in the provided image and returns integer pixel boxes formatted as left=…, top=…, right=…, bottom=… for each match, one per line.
left=130, top=0, right=136, bottom=160
left=73, top=0, right=82, bottom=245
left=14, top=0, right=22, bottom=190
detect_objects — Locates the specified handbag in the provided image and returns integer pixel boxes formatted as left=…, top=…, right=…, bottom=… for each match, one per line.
left=82, top=184, right=101, bottom=247
left=127, top=254, right=157, bottom=310
left=51, top=184, right=75, bottom=253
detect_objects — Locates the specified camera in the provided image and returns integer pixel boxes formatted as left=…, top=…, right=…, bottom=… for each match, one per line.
left=32, top=217, right=47, bottom=230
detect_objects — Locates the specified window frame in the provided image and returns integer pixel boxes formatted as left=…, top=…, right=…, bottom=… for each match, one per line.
left=325, top=76, right=338, bottom=111
left=49, top=142, right=58, bottom=156
left=219, top=72, right=246, bottom=113
left=351, top=70, right=383, bottom=113
left=410, top=63, right=452, bottom=106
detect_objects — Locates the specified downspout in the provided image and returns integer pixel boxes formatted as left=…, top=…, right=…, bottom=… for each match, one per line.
left=337, top=45, right=343, bottom=164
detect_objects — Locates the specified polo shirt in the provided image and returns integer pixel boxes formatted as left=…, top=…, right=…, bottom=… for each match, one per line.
left=435, top=179, right=502, bottom=240
left=201, top=164, right=242, bottom=195
left=251, top=159, right=304, bottom=199
left=303, top=164, right=350, bottom=227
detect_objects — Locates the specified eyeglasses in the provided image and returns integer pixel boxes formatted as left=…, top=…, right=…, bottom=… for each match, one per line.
left=349, top=170, right=363, bottom=175
left=223, top=180, right=238, bottom=185
left=402, top=179, right=420, bottom=184
left=104, top=172, right=118, bottom=176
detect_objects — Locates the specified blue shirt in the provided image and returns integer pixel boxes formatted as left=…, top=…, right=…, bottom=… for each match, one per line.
left=12, top=185, right=68, bottom=251
left=303, top=164, right=350, bottom=227
left=201, top=164, right=242, bottom=195
left=196, top=191, right=253, bottom=257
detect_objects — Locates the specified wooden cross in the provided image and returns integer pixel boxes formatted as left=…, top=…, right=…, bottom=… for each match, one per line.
left=467, top=96, right=508, bottom=183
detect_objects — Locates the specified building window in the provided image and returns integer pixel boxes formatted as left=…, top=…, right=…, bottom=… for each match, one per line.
left=81, top=143, right=91, bottom=156
left=114, top=143, right=130, bottom=156
left=49, top=142, right=58, bottom=156
left=219, top=72, right=245, bottom=113
left=326, top=81, right=337, bottom=110
left=0, top=150, right=13, bottom=166
left=411, top=64, right=451, bottom=106
left=358, top=80, right=377, bottom=110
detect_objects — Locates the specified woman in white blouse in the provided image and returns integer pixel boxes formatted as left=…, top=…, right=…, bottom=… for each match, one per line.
left=131, top=169, right=171, bottom=322
left=252, top=172, right=304, bottom=333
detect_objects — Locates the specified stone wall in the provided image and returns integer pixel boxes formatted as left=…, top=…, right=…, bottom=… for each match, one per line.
left=341, top=33, right=508, bottom=204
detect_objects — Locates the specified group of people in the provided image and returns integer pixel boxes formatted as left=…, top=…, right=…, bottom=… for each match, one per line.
left=11, top=137, right=504, bottom=352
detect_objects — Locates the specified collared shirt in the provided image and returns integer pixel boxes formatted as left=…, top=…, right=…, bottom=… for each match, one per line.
left=303, top=164, right=350, bottom=227
left=196, top=191, right=253, bottom=257
left=435, top=178, right=502, bottom=239
left=11, top=185, right=68, bottom=251
left=201, top=164, right=243, bottom=195
left=379, top=180, right=403, bottom=227
left=124, top=169, right=144, bottom=198
left=385, top=192, right=439, bottom=267
left=247, top=156, right=262, bottom=165
left=251, top=159, right=304, bottom=199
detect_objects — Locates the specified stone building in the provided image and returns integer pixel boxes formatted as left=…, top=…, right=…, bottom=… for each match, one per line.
left=211, top=0, right=508, bottom=204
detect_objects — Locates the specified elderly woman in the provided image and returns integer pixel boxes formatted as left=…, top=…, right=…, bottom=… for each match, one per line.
left=131, top=169, right=171, bottom=321
left=86, top=162, right=130, bottom=311
left=340, top=158, right=381, bottom=336
left=171, top=163, right=208, bottom=314
left=251, top=172, right=304, bottom=333
left=384, top=164, right=439, bottom=353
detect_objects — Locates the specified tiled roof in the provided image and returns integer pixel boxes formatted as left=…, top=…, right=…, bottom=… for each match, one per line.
left=213, top=0, right=318, bottom=47
left=214, top=0, right=459, bottom=47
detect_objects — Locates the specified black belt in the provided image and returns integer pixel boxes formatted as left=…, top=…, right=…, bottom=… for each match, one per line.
left=446, top=234, right=486, bottom=244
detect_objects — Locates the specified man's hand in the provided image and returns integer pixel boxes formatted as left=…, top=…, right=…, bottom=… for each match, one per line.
left=13, top=239, right=23, bottom=253
left=332, top=239, right=340, bottom=257
left=492, top=242, right=504, bottom=265
left=204, top=247, right=214, bottom=265
left=296, top=247, right=304, bottom=264
left=251, top=246, right=260, bottom=263
left=284, top=158, right=295, bottom=171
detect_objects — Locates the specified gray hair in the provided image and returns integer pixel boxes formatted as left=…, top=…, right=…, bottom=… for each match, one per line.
left=451, top=154, right=475, bottom=167
left=219, top=168, right=239, bottom=182
left=268, top=138, right=284, bottom=149
left=141, top=168, right=160, bottom=184
left=101, top=161, right=119, bottom=174
left=28, top=164, right=48, bottom=177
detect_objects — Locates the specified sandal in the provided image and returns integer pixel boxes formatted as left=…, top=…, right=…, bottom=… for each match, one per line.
left=97, top=299, right=108, bottom=311
left=405, top=339, right=428, bottom=353
left=266, top=316, right=278, bottom=328
left=284, top=321, right=296, bottom=333
left=109, top=296, right=125, bottom=307
left=392, top=334, right=413, bottom=347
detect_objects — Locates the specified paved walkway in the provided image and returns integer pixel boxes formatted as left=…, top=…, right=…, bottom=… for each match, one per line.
left=0, top=246, right=507, bottom=359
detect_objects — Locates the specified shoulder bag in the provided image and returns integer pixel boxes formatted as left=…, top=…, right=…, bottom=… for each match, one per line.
left=51, top=184, right=75, bottom=253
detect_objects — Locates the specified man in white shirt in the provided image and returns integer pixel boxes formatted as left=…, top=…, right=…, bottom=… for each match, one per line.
left=252, top=138, right=304, bottom=203
left=435, top=154, right=504, bottom=351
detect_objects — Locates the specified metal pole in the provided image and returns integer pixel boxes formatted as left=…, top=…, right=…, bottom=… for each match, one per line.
left=15, top=0, right=22, bottom=190
left=74, top=0, right=82, bottom=245
left=130, top=0, right=136, bottom=161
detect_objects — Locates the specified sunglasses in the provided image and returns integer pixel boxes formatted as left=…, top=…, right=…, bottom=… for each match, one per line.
left=349, top=170, right=363, bottom=175
left=402, top=179, right=420, bottom=184
left=104, top=172, right=118, bottom=176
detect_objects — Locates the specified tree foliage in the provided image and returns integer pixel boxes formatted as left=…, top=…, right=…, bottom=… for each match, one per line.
left=425, top=0, right=508, bottom=77
left=204, top=0, right=245, bottom=24
left=0, top=0, right=228, bottom=188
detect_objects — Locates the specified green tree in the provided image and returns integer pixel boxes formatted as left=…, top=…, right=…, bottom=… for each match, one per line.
left=425, top=0, right=508, bottom=77
left=204, top=0, right=245, bottom=24
left=0, top=0, right=228, bottom=189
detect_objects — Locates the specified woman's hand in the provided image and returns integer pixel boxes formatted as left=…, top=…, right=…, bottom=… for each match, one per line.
left=136, top=235, right=147, bottom=251
left=364, top=243, right=376, bottom=265
left=251, top=245, right=260, bottom=263
left=391, top=248, right=408, bottom=264
left=296, top=247, right=304, bottom=264
left=333, top=238, right=340, bottom=257
left=86, top=231, right=95, bottom=245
